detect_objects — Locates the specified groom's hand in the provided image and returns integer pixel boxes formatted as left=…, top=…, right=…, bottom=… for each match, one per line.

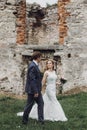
left=34, top=93, right=39, bottom=97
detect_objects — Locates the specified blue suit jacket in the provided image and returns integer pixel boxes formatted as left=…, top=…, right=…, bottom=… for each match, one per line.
left=25, top=61, right=42, bottom=94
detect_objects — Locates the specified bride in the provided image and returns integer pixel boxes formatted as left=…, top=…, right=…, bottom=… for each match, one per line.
left=17, top=59, right=67, bottom=121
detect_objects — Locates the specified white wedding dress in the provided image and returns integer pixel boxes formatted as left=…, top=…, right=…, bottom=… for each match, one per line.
left=17, top=70, right=67, bottom=121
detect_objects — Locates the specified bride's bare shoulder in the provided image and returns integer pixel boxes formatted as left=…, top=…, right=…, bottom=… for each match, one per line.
left=44, top=70, right=49, bottom=76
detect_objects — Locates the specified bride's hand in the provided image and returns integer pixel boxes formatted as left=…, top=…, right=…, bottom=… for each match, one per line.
left=56, top=81, right=61, bottom=85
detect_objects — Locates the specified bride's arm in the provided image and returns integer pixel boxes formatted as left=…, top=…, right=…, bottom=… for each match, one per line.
left=41, top=71, right=48, bottom=94
left=42, top=71, right=48, bottom=87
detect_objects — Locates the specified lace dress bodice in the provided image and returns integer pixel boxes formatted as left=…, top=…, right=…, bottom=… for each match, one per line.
left=46, top=70, right=57, bottom=86
left=45, top=71, right=57, bottom=94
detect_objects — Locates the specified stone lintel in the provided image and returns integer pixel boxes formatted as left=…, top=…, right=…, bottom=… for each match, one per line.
left=23, top=45, right=60, bottom=50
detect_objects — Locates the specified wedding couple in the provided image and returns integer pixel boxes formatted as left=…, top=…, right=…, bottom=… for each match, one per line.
left=17, top=51, right=68, bottom=125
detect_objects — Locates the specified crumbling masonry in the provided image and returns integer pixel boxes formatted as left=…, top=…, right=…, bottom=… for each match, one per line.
left=0, top=0, right=87, bottom=95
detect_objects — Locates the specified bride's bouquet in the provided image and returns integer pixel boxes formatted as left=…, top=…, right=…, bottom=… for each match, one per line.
left=60, top=78, right=67, bottom=84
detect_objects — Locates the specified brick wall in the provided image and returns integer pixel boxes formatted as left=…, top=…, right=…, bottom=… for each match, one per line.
left=16, top=0, right=26, bottom=44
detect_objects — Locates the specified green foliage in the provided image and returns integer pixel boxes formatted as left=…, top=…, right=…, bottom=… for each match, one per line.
left=0, top=92, right=87, bottom=130
left=46, top=3, right=57, bottom=8
left=46, top=3, right=51, bottom=7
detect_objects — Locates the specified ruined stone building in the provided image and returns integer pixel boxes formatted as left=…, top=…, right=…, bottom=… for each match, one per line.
left=0, top=0, right=87, bottom=95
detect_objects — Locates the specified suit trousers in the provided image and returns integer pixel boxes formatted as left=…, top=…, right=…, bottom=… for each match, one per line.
left=23, top=93, right=44, bottom=122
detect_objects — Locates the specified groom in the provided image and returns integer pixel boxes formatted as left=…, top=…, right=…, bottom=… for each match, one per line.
left=22, top=51, right=44, bottom=125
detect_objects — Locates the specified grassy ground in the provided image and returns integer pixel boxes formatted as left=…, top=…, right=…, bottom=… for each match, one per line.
left=0, top=92, right=87, bottom=130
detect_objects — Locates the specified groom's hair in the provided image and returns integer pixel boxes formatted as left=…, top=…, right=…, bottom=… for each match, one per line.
left=32, top=51, right=42, bottom=60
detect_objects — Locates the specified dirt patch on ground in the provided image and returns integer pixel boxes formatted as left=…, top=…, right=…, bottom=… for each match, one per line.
left=0, top=86, right=87, bottom=99
left=63, top=86, right=87, bottom=95
left=0, top=91, right=27, bottom=99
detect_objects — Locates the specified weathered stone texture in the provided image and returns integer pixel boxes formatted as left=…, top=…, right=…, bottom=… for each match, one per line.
left=0, top=1, right=16, bottom=45
left=57, top=0, right=87, bottom=92
left=0, top=1, right=22, bottom=94
left=27, top=4, right=59, bottom=45
left=0, top=45, right=24, bottom=94
left=0, top=0, right=87, bottom=94
left=66, top=0, right=87, bottom=46
left=55, top=46, right=87, bottom=92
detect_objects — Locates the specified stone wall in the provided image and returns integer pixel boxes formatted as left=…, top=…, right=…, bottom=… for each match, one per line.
left=26, top=4, right=59, bottom=45
left=0, top=0, right=87, bottom=95
left=55, top=0, right=87, bottom=92
left=0, top=0, right=16, bottom=45
left=66, top=0, right=87, bottom=46
left=0, top=0, right=24, bottom=94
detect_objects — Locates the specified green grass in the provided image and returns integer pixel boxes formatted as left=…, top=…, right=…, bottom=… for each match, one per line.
left=0, top=92, right=87, bottom=130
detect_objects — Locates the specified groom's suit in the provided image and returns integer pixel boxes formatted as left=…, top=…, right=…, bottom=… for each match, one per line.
left=25, top=61, right=42, bottom=94
left=23, top=61, right=44, bottom=124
